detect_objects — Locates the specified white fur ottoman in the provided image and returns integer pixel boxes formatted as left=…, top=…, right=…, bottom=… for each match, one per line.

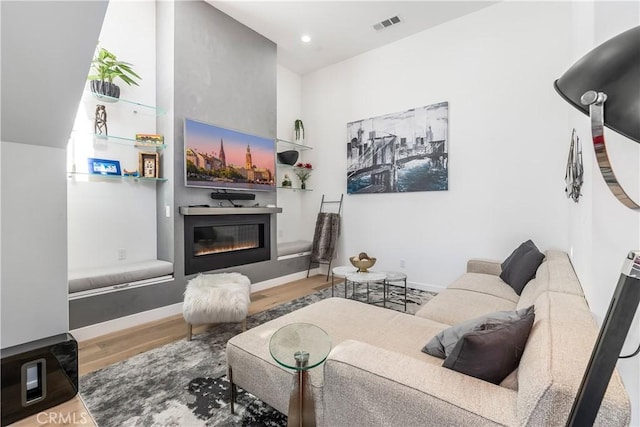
left=183, top=272, right=251, bottom=341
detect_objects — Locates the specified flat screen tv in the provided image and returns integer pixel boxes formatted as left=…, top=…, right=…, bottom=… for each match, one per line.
left=184, top=118, right=276, bottom=191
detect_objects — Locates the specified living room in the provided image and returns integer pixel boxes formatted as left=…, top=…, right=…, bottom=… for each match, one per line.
left=2, top=0, right=640, bottom=425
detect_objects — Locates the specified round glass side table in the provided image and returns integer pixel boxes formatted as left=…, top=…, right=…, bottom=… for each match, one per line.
left=269, top=323, right=332, bottom=427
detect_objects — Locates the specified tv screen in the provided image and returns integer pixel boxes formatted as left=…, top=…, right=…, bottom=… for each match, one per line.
left=184, top=118, right=276, bottom=191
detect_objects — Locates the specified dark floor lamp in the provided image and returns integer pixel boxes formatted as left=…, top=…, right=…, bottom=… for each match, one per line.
left=554, top=25, right=640, bottom=426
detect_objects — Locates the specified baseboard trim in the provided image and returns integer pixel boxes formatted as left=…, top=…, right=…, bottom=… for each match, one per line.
left=71, top=268, right=323, bottom=342
left=408, top=281, right=444, bottom=294
left=251, top=268, right=321, bottom=292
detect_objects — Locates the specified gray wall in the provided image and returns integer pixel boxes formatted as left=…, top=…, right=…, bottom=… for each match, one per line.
left=172, top=0, right=278, bottom=283
left=70, top=1, right=311, bottom=329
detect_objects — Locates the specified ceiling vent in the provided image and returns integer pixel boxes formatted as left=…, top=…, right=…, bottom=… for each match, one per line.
left=373, top=15, right=401, bottom=31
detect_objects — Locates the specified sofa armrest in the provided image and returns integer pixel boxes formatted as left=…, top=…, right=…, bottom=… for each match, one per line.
left=467, top=258, right=502, bottom=275
left=323, top=340, right=517, bottom=427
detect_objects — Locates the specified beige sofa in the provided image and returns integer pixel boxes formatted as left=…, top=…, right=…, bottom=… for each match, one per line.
left=226, top=250, right=630, bottom=426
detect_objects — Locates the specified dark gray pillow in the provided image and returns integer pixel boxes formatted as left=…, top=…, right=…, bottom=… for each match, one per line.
left=442, top=305, right=535, bottom=384
left=422, top=306, right=533, bottom=359
left=499, top=240, right=545, bottom=295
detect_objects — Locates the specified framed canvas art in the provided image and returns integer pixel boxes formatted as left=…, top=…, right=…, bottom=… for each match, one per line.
left=347, top=102, right=449, bottom=194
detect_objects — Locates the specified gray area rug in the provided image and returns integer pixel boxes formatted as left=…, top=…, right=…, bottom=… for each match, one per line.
left=80, top=283, right=435, bottom=426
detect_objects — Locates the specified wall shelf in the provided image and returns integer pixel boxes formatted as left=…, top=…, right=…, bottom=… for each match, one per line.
left=67, top=172, right=167, bottom=182
left=73, top=131, right=166, bottom=150
left=277, top=165, right=313, bottom=171
left=84, top=90, right=167, bottom=115
left=277, top=186, right=313, bottom=192
left=276, top=138, right=312, bottom=151
left=179, top=206, right=283, bottom=215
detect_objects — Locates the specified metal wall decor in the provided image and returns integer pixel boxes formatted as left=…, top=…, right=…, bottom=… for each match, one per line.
left=565, top=129, right=584, bottom=203
left=554, top=26, right=640, bottom=211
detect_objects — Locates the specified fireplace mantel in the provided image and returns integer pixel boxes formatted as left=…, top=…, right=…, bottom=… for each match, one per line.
left=179, top=206, right=283, bottom=216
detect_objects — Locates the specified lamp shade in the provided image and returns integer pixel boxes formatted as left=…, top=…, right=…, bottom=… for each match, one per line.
left=554, top=26, right=640, bottom=143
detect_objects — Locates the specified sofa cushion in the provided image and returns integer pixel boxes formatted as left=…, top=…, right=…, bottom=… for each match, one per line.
left=68, top=259, right=173, bottom=293
left=442, top=306, right=535, bottom=384
left=415, top=289, right=517, bottom=325
left=517, top=251, right=585, bottom=310
left=448, top=272, right=519, bottom=303
left=422, top=306, right=533, bottom=359
left=500, top=369, right=518, bottom=391
left=500, top=240, right=545, bottom=295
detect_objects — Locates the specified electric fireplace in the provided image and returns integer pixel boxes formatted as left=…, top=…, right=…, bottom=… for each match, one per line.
left=184, top=214, right=271, bottom=275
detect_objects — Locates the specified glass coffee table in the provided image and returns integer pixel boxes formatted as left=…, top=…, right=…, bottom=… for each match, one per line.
left=269, top=323, right=331, bottom=427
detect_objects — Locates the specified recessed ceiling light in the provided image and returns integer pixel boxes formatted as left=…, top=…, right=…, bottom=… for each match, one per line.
left=301, top=35, right=311, bottom=43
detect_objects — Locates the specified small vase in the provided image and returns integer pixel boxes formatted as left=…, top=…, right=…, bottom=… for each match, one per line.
left=301, top=182, right=306, bottom=190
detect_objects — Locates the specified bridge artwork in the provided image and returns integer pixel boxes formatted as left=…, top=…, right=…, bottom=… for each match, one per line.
left=347, top=102, right=449, bottom=194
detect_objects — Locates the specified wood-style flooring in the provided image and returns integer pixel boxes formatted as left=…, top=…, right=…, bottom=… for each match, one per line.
left=78, top=274, right=333, bottom=376
left=13, top=275, right=332, bottom=427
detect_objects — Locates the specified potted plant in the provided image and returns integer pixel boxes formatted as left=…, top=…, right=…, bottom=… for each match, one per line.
left=294, top=119, right=304, bottom=143
left=87, top=46, right=141, bottom=100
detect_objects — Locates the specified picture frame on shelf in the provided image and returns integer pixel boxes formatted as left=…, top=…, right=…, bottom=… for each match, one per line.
left=135, top=133, right=164, bottom=146
left=87, top=157, right=121, bottom=176
left=139, top=152, right=159, bottom=178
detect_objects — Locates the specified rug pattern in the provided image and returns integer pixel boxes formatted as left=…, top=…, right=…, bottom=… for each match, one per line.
left=80, top=284, right=434, bottom=426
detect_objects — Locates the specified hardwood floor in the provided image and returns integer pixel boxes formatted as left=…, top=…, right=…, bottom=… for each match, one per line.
left=78, top=274, right=333, bottom=376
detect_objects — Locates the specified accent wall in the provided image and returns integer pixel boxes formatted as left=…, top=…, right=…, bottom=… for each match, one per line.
left=70, top=1, right=311, bottom=329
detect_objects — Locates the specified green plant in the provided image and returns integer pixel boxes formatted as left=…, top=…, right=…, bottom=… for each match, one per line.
left=87, top=47, right=141, bottom=86
left=294, top=119, right=304, bottom=140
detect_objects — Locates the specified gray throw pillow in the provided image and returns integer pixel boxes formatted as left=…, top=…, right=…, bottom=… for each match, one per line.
left=442, top=306, right=535, bottom=384
left=499, top=240, right=545, bottom=295
left=422, top=306, right=533, bottom=359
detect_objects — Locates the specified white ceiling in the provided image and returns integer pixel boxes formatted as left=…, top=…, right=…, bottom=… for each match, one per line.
left=209, top=1, right=498, bottom=75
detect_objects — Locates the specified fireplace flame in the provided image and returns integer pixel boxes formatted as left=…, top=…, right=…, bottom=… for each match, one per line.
left=194, top=242, right=259, bottom=257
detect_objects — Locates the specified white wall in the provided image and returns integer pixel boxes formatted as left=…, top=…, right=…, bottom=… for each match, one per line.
left=1, top=142, right=69, bottom=348
left=67, top=1, right=159, bottom=271
left=566, top=2, right=640, bottom=424
left=0, top=0, right=106, bottom=349
left=301, top=1, right=571, bottom=287
left=276, top=65, right=307, bottom=244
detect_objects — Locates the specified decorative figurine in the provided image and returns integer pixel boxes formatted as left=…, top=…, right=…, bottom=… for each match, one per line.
left=281, top=174, right=292, bottom=187
left=94, top=104, right=108, bottom=135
